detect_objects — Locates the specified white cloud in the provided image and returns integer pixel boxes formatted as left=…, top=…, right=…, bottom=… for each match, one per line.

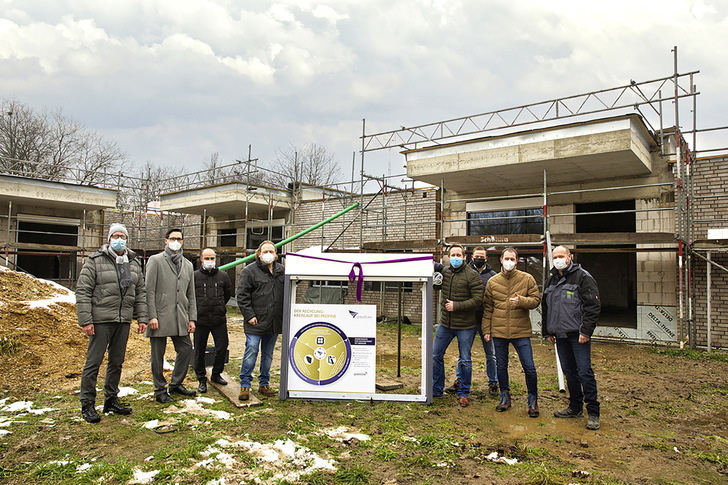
left=0, top=0, right=726, bottom=177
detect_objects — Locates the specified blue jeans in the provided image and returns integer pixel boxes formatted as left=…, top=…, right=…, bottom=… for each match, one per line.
left=556, top=334, right=600, bottom=416
left=493, top=337, right=538, bottom=396
left=239, top=333, right=278, bottom=388
left=433, top=325, right=477, bottom=397
left=457, top=322, right=497, bottom=385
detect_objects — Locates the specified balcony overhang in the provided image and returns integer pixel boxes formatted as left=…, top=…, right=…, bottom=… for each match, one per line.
left=404, top=115, right=658, bottom=191
left=0, top=175, right=117, bottom=214
left=160, top=182, right=292, bottom=219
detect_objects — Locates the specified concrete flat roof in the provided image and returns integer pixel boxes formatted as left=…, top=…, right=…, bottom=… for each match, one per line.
left=0, top=175, right=118, bottom=213
left=160, top=182, right=292, bottom=218
left=404, top=115, right=658, bottom=191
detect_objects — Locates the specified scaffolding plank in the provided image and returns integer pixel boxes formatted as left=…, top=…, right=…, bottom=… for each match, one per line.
left=206, top=370, right=263, bottom=408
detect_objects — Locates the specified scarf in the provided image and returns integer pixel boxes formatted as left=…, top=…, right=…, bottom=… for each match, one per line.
left=165, top=246, right=183, bottom=273
left=106, top=245, right=132, bottom=297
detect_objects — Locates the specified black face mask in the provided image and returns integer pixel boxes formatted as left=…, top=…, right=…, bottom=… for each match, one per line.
left=473, top=258, right=486, bottom=268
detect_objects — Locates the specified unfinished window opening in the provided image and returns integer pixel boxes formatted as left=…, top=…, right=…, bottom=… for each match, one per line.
left=575, top=200, right=637, bottom=328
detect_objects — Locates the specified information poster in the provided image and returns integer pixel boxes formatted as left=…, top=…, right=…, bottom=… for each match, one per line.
left=288, top=304, right=376, bottom=393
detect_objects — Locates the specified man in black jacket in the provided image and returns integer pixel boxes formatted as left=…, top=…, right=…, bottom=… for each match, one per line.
left=193, top=249, right=233, bottom=393
left=542, top=246, right=602, bottom=430
left=236, top=240, right=284, bottom=401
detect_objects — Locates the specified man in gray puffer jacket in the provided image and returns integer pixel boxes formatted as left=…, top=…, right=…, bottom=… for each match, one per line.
left=77, top=223, right=148, bottom=423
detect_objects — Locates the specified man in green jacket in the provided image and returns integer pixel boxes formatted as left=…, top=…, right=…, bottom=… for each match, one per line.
left=146, top=228, right=197, bottom=403
left=77, top=223, right=148, bottom=423
left=483, top=247, right=541, bottom=417
left=432, top=244, right=484, bottom=407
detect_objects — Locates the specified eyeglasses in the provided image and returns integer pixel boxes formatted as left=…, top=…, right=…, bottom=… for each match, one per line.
left=167, top=237, right=183, bottom=241
left=110, top=235, right=127, bottom=240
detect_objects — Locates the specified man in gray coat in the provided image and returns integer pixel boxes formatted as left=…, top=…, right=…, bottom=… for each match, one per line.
left=77, top=223, right=148, bottom=423
left=145, top=228, right=197, bottom=403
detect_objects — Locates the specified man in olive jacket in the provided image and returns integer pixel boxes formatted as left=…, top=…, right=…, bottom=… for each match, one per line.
left=433, top=244, right=484, bottom=407
left=145, top=228, right=197, bottom=403
left=193, top=248, right=233, bottom=393
left=483, top=247, right=541, bottom=417
left=236, top=240, right=284, bottom=401
left=77, top=223, right=148, bottom=423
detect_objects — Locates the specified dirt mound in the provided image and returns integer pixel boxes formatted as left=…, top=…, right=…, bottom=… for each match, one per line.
left=0, top=268, right=151, bottom=395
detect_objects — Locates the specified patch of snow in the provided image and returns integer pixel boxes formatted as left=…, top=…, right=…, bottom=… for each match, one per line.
left=76, top=463, right=93, bottom=473
left=196, top=396, right=215, bottom=404
left=130, top=469, right=159, bottom=484
left=0, top=430, right=11, bottom=436
left=118, top=387, right=138, bottom=398
left=163, top=399, right=230, bottom=420
left=163, top=360, right=174, bottom=371
left=486, top=452, right=518, bottom=465
left=320, top=426, right=370, bottom=442
left=142, top=420, right=159, bottom=429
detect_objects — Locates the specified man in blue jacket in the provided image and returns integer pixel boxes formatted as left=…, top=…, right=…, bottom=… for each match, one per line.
left=542, top=246, right=602, bottom=430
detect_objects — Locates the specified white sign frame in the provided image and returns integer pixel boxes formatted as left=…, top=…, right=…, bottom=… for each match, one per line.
left=279, top=251, right=434, bottom=404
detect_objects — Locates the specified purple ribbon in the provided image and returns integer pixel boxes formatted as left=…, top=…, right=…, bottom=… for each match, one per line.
left=287, top=253, right=433, bottom=302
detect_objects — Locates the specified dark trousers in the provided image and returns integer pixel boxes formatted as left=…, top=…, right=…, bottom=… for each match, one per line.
left=556, top=334, right=600, bottom=417
left=150, top=335, right=193, bottom=395
left=80, top=323, right=130, bottom=403
left=193, top=323, right=229, bottom=380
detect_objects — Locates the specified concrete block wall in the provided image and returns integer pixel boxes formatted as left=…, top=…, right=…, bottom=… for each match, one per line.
left=547, top=204, right=575, bottom=234
left=636, top=199, right=676, bottom=307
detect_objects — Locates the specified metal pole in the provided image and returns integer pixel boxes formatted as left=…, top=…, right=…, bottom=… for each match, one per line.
left=360, top=119, right=366, bottom=251
left=707, top=250, right=712, bottom=352
left=5, top=201, right=11, bottom=266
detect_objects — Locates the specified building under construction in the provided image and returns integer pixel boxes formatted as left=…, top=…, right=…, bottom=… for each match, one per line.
left=0, top=59, right=726, bottom=350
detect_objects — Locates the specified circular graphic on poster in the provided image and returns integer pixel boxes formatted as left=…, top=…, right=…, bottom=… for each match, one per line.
left=289, top=321, right=352, bottom=385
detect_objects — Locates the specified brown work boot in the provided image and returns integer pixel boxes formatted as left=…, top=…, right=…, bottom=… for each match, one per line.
left=259, top=385, right=276, bottom=398
left=458, top=396, right=469, bottom=407
left=238, top=387, right=250, bottom=401
left=495, top=391, right=511, bottom=412
left=488, top=382, right=499, bottom=397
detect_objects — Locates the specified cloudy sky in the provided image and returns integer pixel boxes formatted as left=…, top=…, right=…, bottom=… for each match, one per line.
left=1, top=0, right=726, bottom=185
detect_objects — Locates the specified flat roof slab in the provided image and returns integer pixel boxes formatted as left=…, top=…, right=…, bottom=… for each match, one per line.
left=160, top=182, right=292, bottom=218
left=404, top=116, right=656, bottom=191
left=0, top=175, right=117, bottom=213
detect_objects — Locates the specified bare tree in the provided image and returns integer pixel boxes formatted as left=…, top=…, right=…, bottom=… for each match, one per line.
left=267, top=143, right=343, bottom=188
left=0, top=98, right=125, bottom=183
left=117, top=161, right=186, bottom=212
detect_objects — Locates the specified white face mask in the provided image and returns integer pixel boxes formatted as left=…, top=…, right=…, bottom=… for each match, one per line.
left=553, top=258, right=569, bottom=271
left=260, top=252, right=276, bottom=265
left=168, top=240, right=182, bottom=252
left=502, top=260, right=516, bottom=272
left=202, top=260, right=216, bottom=271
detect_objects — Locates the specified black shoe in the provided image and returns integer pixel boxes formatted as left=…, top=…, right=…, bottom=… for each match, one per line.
left=488, top=382, right=500, bottom=397
left=444, top=380, right=460, bottom=393
left=81, top=401, right=100, bottom=423
left=103, top=397, right=132, bottom=415
left=169, top=385, right=196, bottom=397
left=554, top=407, right=584, bottom=418
left=198, top=379, right=207, bottom=394
left=586, top=415, right=600, bottom=430
left=210, top=374, right=228, bottom=385
left=155, top=392, right=175, bottom=403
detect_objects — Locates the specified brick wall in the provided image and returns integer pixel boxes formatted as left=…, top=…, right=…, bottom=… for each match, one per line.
left=290, top=187, right=439, bottom=251
left=691, top=156, right=728, bottom=349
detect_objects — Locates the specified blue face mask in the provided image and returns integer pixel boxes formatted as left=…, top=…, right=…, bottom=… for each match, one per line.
left=450, top=256, right=463, bottom=268
left=110, top=238, right=126, bottom=252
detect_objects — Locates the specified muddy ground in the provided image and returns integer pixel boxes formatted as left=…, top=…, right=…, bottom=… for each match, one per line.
left=0, top=269, right=727, bottom=483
